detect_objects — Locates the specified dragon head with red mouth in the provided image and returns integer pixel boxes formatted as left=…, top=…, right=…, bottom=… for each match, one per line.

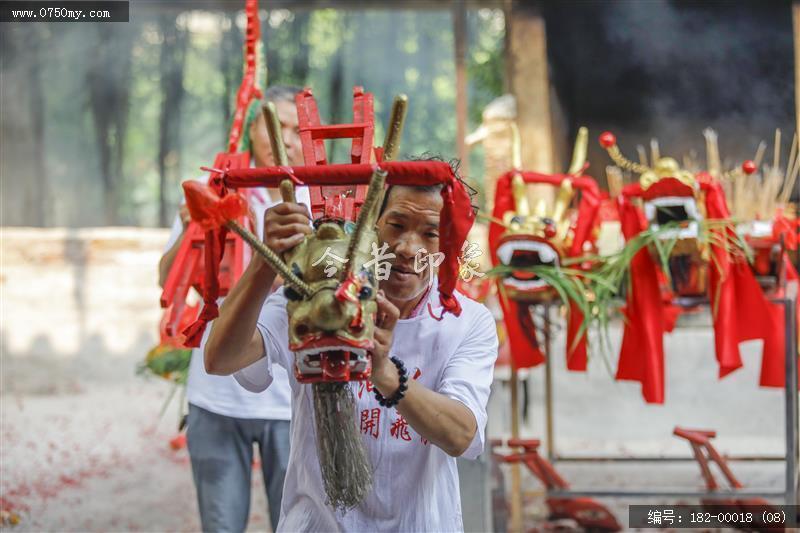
left=494, top=177, right=573, bottom=302
left=490, top=127, right=600, bottom=303
left=283, top=212, right=380, bottom=383
left=600, top=132, right=708, bottom=296
left=487, top=127, right=601, bottom=371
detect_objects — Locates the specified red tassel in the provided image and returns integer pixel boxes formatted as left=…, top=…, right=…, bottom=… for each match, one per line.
left=182, top=303, right=219, bottom=348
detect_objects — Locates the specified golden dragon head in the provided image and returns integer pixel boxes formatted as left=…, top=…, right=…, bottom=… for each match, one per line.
left=600, top=131, right=708, bottom=296
left=493, top=127, right=589, bottom=302
left=282, top=173, right=384, bottom=383
left=257, top=95, right=406, bottom=383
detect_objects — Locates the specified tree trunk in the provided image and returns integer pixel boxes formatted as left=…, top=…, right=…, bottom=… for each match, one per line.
left=27, top=25, right=47, bottom=226
left=157, top=14, right=189, bottom=227
left=220, top=13, right=238, bottom=141
left=86, top=23, right=135, bottom=225
left=291, top=11, right=311, bottom=83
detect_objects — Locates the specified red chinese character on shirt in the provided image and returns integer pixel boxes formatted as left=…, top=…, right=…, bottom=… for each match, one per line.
left=360, top=408, right=380, bottom=439
left=357, top=379, right=374, bottom=399
left=390, top=414, right=412, bottom=441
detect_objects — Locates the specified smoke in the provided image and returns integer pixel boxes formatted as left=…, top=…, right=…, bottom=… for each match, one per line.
left=544, top=0, right=794, bottom=176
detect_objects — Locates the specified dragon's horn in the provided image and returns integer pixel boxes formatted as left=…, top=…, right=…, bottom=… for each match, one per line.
left=534, top=198, right=547, bottom=219
left=346, top=168, right=388, bottom=271
left=599, top=131, right=650, bottom=174
left=551, top=179, right=574, bottom=225
left=382, top=95, right=408, bottom=162
left=227, top=220, right=312, bottom=297
left=510, top=122, right=522, bottom=170
left=511, top=173, right=530, bottom=217
left=650, top=138, right=661, bottom=166
left=567, top=127, right=588, bottom=175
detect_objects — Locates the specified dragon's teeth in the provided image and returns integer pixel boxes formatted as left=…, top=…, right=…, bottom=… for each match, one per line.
left=537, top=246, right=555, bottom=264
left=497, top=243, right=513, bottom=264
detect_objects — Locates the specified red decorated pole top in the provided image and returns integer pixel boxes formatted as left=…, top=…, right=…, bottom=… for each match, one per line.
left=599, top=131, right=617, bottom=148
left=741, top=160, right=757, bottom=175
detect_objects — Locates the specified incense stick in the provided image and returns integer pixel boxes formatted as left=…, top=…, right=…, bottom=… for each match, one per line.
left=753, top=141, right=767, bottom=168
left=606, top=166, right=624, bottom=199
left=650, top=138, right=660, bottom=165
left=703, top=128, right=721, bottom=179
left=779, top=133, right=798, bottom=204
left=636, top=145, right=648, bottom=167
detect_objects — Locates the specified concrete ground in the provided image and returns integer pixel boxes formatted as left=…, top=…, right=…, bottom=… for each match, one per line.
left=1, top=228, right=796, bottom=531
left=1, top=229, right=272, bottom=532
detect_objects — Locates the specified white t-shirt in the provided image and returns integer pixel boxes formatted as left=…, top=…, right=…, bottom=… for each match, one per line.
left=164, top=182, right=311, bottom=420
left=233, top=284, right=498, bottom=532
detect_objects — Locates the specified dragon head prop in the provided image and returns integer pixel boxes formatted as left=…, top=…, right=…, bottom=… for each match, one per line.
left=493, top=177, right=579, bottom=301
left=186, top=90, right=476, bottom=381
left=487, top=127, right=601, bottom=372
left=706, top=128, right=799, bottom=291
left=600, top=131, right=709, bottom=296
left=604, top=131, right=788, bottom=404
left=280, top=173, right=385, bottom=383
left=489, top=127, right=600, bottom=302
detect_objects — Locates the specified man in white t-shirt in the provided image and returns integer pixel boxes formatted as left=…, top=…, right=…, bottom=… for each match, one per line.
left=158, top=85, right=309, bottom=532
left=205, top=177, right=498, bottom=532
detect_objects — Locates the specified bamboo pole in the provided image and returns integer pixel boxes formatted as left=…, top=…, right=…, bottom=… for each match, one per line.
left=509, top=366, right=523, bottom=533
left=507, top=2, right=555, bottom=210
left=453, top=1, right=469, bottom=179
left=544, top=305, right=554, bottom=461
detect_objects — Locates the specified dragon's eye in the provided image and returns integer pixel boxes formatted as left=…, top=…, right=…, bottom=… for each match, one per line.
left=285, top=286, right=302, bottom=301
left=361, top=269, right=376, bottom=287
left=542, top=217, right=557, bottom=238
left=510, top=216, right=524, bottom=225
left=291, top=263, right=303, bottom=279
left=358, top=286, right=373, bottom=300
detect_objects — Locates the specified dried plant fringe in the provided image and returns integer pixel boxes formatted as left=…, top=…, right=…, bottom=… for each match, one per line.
left=313, top=382, right=373, bottom=512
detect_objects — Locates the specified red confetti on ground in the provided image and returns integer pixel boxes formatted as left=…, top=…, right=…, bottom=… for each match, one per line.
left=169, top=433, right=187, bottom=450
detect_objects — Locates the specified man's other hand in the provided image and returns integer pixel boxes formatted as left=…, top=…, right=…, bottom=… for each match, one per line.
left=371, top=291, right=401, bottom=397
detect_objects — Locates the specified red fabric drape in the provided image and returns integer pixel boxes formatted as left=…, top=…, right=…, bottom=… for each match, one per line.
left=616, top=190, right=667, bottom=403
left=183, top=228, right=227, bottom=347
left=617, top=175, right=790, bottom=402
left=703, top=177, right=784, bottom=385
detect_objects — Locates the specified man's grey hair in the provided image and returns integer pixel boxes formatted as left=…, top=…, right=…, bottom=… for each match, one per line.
left=264, top=85, right=303, bottom=105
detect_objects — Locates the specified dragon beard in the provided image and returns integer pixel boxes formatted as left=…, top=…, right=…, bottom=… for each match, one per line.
left=312, top=382, right=373, bottom=511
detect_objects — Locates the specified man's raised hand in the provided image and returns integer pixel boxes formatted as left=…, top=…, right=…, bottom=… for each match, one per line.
left=262, top=202, right=312, bottom=256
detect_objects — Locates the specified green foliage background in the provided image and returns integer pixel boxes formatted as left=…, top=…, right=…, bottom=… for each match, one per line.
left=0, top=6, right=505, bottom=227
